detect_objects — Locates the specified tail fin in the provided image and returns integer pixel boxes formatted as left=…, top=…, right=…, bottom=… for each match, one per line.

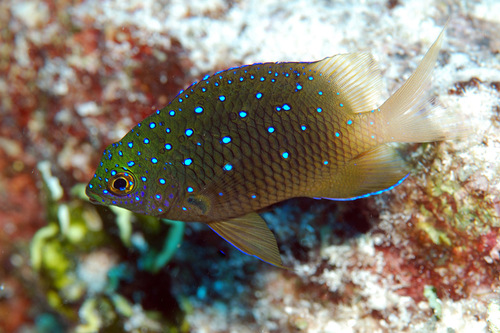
left=380, top=23, right=467, bottom=143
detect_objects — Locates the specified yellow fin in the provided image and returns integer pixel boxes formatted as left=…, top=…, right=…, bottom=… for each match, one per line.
left=316, top=145, right=408, bottom=200
left=208, top=213, right=285, bottom=268
left=380, top=23, right=467, bottom=142
left=309, top=52, right=382, bottom=113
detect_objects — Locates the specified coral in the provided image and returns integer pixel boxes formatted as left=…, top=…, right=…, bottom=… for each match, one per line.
left=2, top=0, right=500, bottom=332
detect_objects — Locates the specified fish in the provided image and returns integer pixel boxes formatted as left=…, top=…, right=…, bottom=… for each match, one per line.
left=86, top=25, right=464, bottom=267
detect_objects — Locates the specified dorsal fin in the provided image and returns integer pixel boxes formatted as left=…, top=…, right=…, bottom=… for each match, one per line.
left=308, top=53, right=382, bottom=113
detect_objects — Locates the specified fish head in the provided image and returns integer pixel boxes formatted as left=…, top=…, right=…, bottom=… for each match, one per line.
left=86, top=140, right=180, bottom=217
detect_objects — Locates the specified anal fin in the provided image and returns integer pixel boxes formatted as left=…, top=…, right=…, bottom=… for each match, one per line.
left=317, top=145, right=408, bottom=200
left=208, top=213, right=286, bottom=268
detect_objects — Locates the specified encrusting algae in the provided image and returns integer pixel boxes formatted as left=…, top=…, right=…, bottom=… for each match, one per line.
left=86, top=24, right=466, bottom=267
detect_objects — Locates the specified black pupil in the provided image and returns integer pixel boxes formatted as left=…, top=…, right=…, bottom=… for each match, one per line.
left=113, top=178, right=128, bottom=191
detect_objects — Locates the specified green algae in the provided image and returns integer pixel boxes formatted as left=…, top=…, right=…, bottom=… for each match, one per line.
left=423, top=285, right=442, bottom=320
left=31, top=162, right=188, bottom=331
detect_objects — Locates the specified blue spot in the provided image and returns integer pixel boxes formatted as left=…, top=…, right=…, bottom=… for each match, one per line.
left=339, top=103, right=344, bottom=107
left=301, top=125, right=306, bottom=131
left=268, top=126, right=275, bottom=133
left=178, top=98, right=183, bottom=103
left=127, top=161, right=135, bottom=166
left=282, top=151, right=289, bottom=159
left=219, top=192, right=224, bottom=196
left=158, top=208, right=163, bottom=213
left=151, top=158, right=158, bottom=164
left=260, top=77, right=265, bottom=81
left=89, top=184, right=93, bottom=189
left=155, top=194, right=161, bottom=199
left=317, top=107, right=322, bottom=113
left=250, top=75, right=255, bottom=79
left=111, top=170, right=117, bottom=176
left=324, top=160, right=329, bottom=165
left=239, top=77, right=244, bottom=82
left=202, top=87, right=207, bottom=92
left=223, top=164, right=233, bottom=171
left=371, top=135, right=375, bottom=139
left=335, top=132, right=340, bottom=137
left=308, top=76, right=313, bottom=80
left=159, top=178, right=166, bottom=184
left=143, top=138, right=150, bottom=144
left=185, top=129, right=194, bottom=137
left=239, top=111, right=247, bottom=118
left=183, top=158, right=192, bottom=166
left=276, top=106, right=282, bottom=111
left=141, top=176, right=147, bottom=181
left=318, top=91, right=323, bottom=95
left=195, top=106, right=204, bottom=113
left=203, top=74, right=209, bottom=80
left=103, top=189, right=108, bottom=194
left=282, top=104, right=291, bottom=111
left=187, top=187, right=194, bottom=193
left=219, top=95, right=226, bottom=101
left=347, top=119, right=353, bottom=125
left=336, top=92, right=340, bottom=95
left=135, top=196, right=140, bottom=201
left=370, top=121, right=374, bottom=125
left=256, top=92, right=263, bottom=99
left=182, top=207, right=187, bottom=211
left=221, top=136, right=232, bottom=144
left=149, top=122, right=156, bottom=129
left=165, top=143, right=172, bottom=150
left=118, top=151, right=123, bottom=156
left=166, top=128, right=171, bottom=133
left=251, top=195, right=256, bottom=199
left=296, top=83, right=302, bottom=90
left=128, top=142, right=133, bottom=148
left=169, top=110, right=175, bottom=116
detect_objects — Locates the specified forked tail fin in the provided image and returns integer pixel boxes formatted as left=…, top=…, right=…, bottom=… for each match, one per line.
left=380, top=23, right=468, bottom=143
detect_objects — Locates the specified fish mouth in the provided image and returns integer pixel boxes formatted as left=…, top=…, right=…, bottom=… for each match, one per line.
left=85, top=186, right=104, bottom=205
left=88, top=196, right=100, bottom=204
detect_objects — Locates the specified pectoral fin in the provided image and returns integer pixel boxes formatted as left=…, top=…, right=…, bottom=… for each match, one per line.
left=208, top=213, right=285, bottom=268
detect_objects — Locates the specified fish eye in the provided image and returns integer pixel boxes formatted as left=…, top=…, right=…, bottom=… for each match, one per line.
left=107, top=172, right=135, bottom=196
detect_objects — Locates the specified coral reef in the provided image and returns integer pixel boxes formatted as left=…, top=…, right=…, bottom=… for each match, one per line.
left=1, top=0, right=499, bottom=332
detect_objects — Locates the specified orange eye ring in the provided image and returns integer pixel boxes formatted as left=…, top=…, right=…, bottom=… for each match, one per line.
left=107, top=172, right=136, bottom=196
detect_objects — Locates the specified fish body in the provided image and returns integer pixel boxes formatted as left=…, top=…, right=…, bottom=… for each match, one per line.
left=86, top=26, right=462, bottom=267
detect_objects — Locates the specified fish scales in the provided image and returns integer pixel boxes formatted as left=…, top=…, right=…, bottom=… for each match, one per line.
left=87, top=25, right=465, bottom=267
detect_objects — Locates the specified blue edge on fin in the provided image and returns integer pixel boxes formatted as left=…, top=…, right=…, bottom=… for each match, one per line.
left=316, top=172, right=410, bottom=201
left=208, top=225, right=283, bottom=267
left=209, top=173, right=409, bottom=266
